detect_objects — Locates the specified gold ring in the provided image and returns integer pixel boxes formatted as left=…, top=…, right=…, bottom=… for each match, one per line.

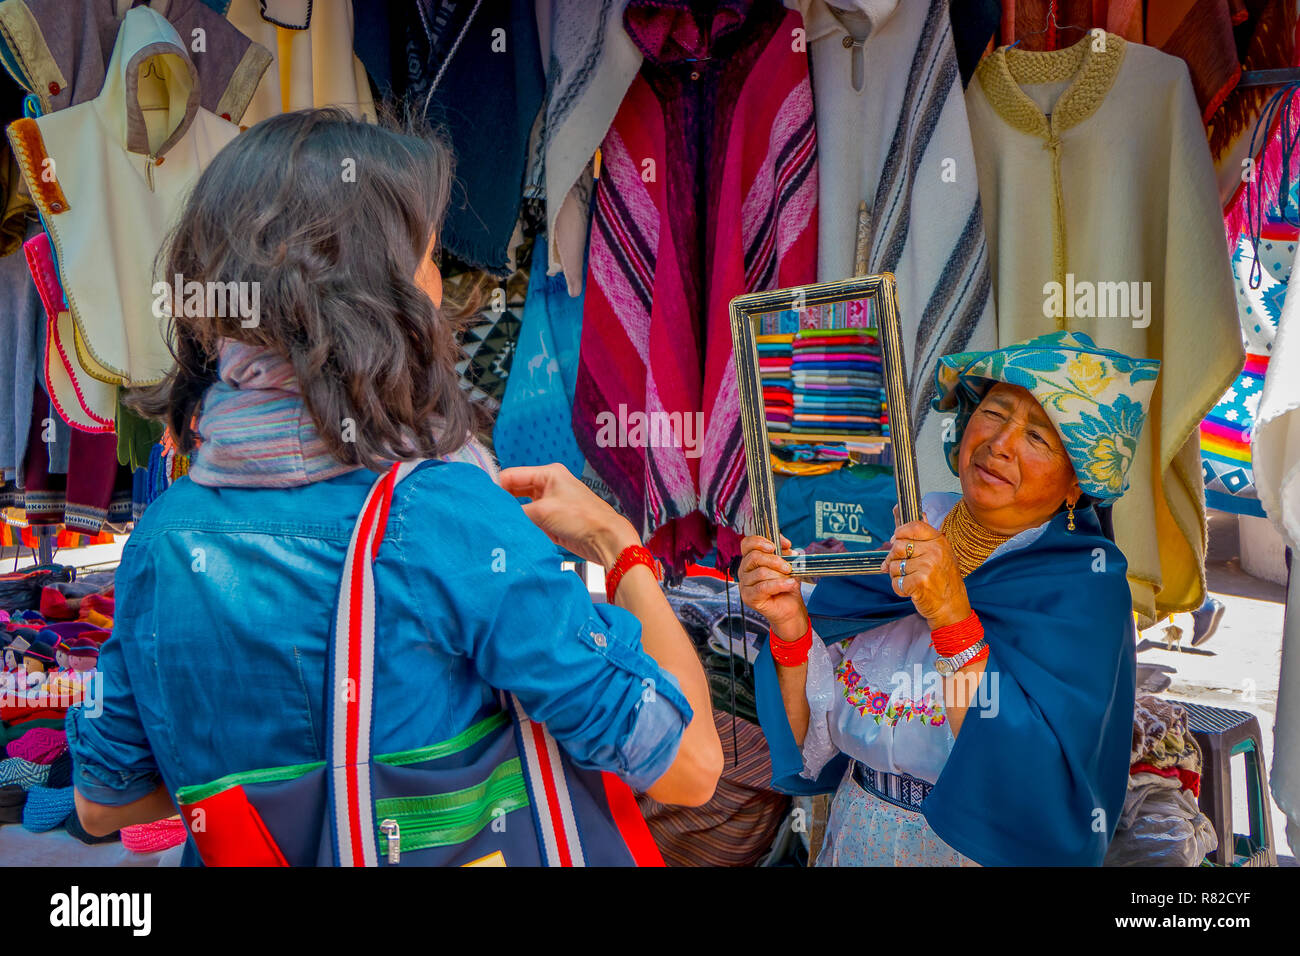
left=906, top=542, right=914, bottom=558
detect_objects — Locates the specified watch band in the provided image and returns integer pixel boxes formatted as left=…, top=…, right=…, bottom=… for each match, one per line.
left=934, top=637, right=988, bottom=676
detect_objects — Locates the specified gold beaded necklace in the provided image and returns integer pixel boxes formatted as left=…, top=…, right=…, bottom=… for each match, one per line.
left=940, top=498, right=1013, bottom=577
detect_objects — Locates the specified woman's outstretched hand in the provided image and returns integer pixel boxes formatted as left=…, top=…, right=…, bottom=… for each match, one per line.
left=883, top=521, right=972, bottom=630
left=738, top=534, right=809, bottom=643
left=498, top=463, right=641, bottom=567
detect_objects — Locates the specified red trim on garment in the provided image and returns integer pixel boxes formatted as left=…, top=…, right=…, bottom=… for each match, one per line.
left=601, top=771, right=665, bottom=866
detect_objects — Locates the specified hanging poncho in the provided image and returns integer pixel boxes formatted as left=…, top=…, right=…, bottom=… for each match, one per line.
left=574, top=0, right=818, bottom=571
left=966, top=33, right=1243, bottom=627
left=8, top=6, right=241, bottom=391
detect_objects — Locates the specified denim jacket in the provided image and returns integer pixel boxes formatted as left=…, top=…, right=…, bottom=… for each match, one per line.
left=66, top=461, right=690, bottom=863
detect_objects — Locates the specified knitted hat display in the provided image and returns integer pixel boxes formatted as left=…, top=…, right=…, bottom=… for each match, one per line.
left=39, top=622, right=105, bottom=645
left=6, top=727, right=68, bottom=764
left=80, top=610, right=113, bottom=630
left=0, top=756, right=51, bottom=789
left=79, top=594, right=114, bottom=626
left=44, top=752, right=73, bottom=789
left=39, top=588, right=76, bottom=622
left=0, top=783, right=26, bottom=824
left=120, top=817, right=187, bottom=853
left=22, top=785, right=75, bottom=831
left=65, top=807, right=122, bottom=845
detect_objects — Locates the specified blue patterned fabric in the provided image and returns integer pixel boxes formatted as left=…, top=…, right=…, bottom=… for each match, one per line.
left=493, top=236, right=587, bottom=477
left=1199, top=201, right=1296, bottom=516
left=932, top=331, right=1160, bottom=503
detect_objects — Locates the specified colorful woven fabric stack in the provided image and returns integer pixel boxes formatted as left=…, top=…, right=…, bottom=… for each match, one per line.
left=789, top=328, right=886, bottom=438
left=757, top=334, right=794, bottom=433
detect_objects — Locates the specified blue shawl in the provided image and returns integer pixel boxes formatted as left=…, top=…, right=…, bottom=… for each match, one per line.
left=754, top=500, right=1136, bottom=866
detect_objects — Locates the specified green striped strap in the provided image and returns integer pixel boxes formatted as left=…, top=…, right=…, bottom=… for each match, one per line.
left=175, top=710, right=510, bottom=804
left=375, top=758, right=529, bottom=853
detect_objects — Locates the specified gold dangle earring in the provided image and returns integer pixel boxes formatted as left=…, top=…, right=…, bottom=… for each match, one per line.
left=1067, top=499, right=1076, bottom=532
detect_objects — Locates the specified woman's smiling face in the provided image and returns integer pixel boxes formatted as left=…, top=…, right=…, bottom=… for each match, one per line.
left=956, top=383, right=1081, bottom=535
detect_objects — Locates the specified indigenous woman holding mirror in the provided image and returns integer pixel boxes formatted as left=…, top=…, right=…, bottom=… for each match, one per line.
left=741, top=331, right=1158, bottom=866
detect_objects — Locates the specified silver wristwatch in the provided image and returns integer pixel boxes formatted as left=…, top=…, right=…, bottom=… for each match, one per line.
left=934, top=638, right=988, bottom=677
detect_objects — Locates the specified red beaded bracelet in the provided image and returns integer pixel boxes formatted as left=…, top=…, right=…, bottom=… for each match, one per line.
left=930, top=610, right=984, bottom=657
left=770, top=621, right=813, bottom=667
left=604, top=544, right=659, bottom=603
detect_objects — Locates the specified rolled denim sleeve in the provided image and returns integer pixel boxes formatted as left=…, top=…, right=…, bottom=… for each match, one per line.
left=64, top=633, right=161, bottom=806
left=398, top=466, right=693, bottom=791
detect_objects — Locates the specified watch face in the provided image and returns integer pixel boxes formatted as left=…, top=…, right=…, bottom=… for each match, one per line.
left=934, top=658, right=953, bottom=677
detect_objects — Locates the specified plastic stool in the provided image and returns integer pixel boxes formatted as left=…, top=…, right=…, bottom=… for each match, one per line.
left=1181, top=700, right=1276, bottom=866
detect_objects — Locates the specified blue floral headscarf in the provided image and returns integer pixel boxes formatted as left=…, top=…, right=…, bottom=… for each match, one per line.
left=931, top=331, right=1160, bottom=503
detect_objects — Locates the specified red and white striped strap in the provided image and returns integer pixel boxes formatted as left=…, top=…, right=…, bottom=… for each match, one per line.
left=332, top=461, right=421, bottom=867
left=509, top=693, right=586, bottom=867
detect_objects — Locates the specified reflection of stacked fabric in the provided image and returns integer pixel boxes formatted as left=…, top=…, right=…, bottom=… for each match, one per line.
left=790, top=329, right=887, bottom=437
left=757, top=334, right=794, bottom=432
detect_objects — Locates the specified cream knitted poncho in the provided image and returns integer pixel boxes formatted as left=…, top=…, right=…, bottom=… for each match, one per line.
left=966, top=33, right=1243, bottom=627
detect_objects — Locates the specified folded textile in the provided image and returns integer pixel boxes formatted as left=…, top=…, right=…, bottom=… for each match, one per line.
left=1132, top=695, right=1203, bottom=774
left=790, top=362, right=882, bottom=373
left=789, top=424, right=883, bottom=434
left=790, top=347, right=879, bottom=357
left=1130, top=761, right=1201, bottom=798
left=794, top=393, right=881, bottom=402
left=793, top=413, right=882, bottom=421
left=44, top=751, right=72, bottom=789
left=0, top=756, right=49, bottom=789
left=794, top=329, right=877, bottom=340
left=792, top=371, right=881, bottom=380
left=121, top=817, right=188, bottom=853
left=5, top=727, right=67, bottom=764
left=22, top=785, right=74, bottom=832
left=791, top=351, right=881, bottom=359
left=0, top=783, right=25, bottom=824
left=65, top=807, right=121, bottom=845
left=39, top=588, right=76, bottom=622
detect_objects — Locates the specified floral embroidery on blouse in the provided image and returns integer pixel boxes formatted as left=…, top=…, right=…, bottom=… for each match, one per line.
left=835, top=658, right=946, bottom=727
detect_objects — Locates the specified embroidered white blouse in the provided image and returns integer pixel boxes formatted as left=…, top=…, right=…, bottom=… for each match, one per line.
left=799, top=492, right=1049, bottom=783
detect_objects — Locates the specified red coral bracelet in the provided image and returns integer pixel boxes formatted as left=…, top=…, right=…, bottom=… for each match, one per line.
left=930, top=610, right=984, bottom=657
left=770, top=622, right=813, bottom=667
left=605, top=544, right=659, bottom=603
